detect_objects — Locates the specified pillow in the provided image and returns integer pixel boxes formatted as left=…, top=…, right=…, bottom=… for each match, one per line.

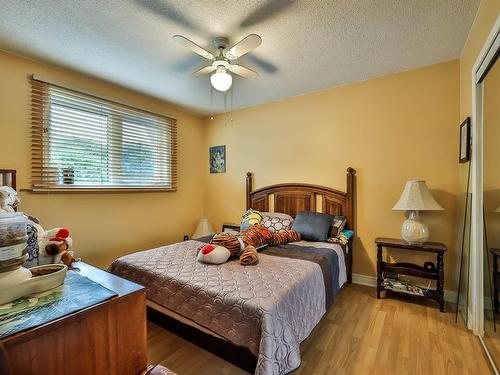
left=260, top=212, right=294, bottom=220
left=328, top=229, right=355, bottom=245
left=260, top=212, right=293, bottom=233
left=329, top=216, right=347, bottom=238
left=341, top=229, right=354, bottom=239
left=291, top=211, right=334, bottom=241
left=197, top=244, right=231, bottom=264
left=240, top=209, right=263, bottom=231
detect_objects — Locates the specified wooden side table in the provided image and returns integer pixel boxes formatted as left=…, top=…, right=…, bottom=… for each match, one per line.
left=222, top=223, right=240, bottom=232
left=375, top=237, right=446, bottom=312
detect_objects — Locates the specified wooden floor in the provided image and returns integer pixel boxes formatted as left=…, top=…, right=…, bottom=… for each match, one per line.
left=147, top=284, right=492, bottom=375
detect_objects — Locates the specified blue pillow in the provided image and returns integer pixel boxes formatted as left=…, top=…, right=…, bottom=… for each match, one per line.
left=291, top=211, right=334, bottom=241
left=341, top=229, right=354, bottom=239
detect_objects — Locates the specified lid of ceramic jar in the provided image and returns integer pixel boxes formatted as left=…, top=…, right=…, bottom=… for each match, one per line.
left=0, top=212, right=27, bottom=225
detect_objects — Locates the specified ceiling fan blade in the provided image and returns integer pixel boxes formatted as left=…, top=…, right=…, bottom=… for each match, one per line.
left=240, top=0, right=295, bottom=28
left=173, top=35, right=214, bottom=60
left=135, top=0, right=201, bottom=33
left=226, top=34, right=262, bottom=60
left=246, top=55, right=278, bottom=74
left=172, top=55, right=205, bottom=73
left=193, top=65, right=217, bottom=76
left=228, top=65, right=258, bottom=79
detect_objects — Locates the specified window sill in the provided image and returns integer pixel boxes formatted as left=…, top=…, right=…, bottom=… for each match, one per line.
left=22, top=186, right=177, bottom=193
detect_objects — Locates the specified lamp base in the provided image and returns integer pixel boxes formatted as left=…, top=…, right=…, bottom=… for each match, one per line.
left=401, top=211, right=429, bottom=244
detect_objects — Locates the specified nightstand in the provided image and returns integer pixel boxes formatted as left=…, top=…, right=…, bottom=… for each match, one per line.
left=222, top=223, right=240, bottom=232
left=375, top=237, right=446, bottom=312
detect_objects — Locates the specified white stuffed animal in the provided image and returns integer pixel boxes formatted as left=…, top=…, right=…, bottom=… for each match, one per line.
left=0, top=186, right=19, bottom=213
left=197, top=244, right=231, bottom=265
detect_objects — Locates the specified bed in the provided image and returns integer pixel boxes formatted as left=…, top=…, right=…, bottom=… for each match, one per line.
left=109, top=167, right=356, bottom=375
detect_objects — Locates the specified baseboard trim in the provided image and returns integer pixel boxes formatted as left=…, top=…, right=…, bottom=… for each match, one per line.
left=351, top=273, right=376, bottom=287
left=351, top=273, right=458, bottom=303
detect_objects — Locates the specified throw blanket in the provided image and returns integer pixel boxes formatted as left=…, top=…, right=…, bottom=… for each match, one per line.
left=109, top=240, right=326, bottom=375
left=262, top=242, right=341, bottom=309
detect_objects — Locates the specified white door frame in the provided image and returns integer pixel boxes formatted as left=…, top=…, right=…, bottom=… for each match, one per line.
left=470, top=15, right=500, bottom=336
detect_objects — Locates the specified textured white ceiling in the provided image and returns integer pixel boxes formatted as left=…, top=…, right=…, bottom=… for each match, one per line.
left=0, top=0, right=480, bottom=115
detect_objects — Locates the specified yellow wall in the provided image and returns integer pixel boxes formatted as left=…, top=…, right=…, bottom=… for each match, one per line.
left=0, top=50, right=206, bottom=267
left=204, top=61, right=460, bottom=289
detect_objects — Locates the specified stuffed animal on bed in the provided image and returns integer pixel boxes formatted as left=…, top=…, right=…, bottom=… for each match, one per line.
left=197, top=244, right=231, bottom=264
left=207, top=224, right=301, bottom=266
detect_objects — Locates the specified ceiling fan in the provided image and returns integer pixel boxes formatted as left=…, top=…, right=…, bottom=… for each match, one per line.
left=173, top=34, right=262, bottom=92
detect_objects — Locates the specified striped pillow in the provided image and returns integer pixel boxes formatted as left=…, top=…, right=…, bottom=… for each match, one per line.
left=329, top=216, right=347, bottom=238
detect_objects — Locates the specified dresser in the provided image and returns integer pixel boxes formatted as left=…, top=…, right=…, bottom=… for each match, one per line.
left=0, top=261, right=147, bottom=375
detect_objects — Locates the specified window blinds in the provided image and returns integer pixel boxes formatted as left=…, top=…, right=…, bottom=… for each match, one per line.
left=30, top=77, right=177, bottom=191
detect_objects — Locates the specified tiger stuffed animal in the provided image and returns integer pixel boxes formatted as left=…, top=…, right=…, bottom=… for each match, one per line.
left=209, top=225, right=301, bottom=265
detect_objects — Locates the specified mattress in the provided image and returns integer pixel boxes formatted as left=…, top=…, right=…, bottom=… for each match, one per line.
left=109, top=239, right=346, bottom=375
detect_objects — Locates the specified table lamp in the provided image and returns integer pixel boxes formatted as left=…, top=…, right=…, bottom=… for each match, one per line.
left=392, top=180, right=443, bottom=244
left=193, top=218, right=215, bottom=239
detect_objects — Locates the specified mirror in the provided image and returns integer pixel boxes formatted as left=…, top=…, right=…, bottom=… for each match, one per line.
left=483, top=56, right=499, bottom=366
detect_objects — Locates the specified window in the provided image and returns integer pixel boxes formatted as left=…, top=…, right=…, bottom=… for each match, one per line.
left=30, top=77, right=177, bottom=191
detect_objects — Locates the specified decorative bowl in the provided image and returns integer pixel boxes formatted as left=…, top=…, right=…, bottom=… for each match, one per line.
left=0, top=264, right=67, bottom=305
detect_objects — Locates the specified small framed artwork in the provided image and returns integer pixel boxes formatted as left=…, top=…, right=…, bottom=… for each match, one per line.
left=209, top=145, right=226, bottom=173
left=459, top=117, right=471, bottom=163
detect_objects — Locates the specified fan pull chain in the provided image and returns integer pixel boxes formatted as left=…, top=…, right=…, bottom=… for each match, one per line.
left=210, top=85, right=214, bottom=120
left=224, top=90, right=227, bottom=112
left=224, top=89, right=228, bottom=125
left=230, top=83, right=234, bottom=122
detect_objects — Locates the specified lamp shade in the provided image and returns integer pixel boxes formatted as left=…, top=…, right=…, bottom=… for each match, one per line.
left=193, top=218, right=215, bottom=238
left=392, top=180, right=444, bottom=211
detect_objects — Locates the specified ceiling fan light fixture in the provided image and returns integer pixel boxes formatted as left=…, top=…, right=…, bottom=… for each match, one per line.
left=210, top=66, right=232, bottom=92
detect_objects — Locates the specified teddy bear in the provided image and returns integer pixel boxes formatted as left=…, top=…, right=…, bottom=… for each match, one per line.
left=35, top=225, right=78, bottom=266
left=0, top=186, right=19, bottom=213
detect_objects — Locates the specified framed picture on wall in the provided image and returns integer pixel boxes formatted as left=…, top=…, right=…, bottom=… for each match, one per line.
left=459, top=117, right=471, bottom=163
left=209, top=145, right=226, bottom=173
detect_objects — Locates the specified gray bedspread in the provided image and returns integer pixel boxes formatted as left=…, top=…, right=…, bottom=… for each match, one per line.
left=109, top=240, right=340, bottom=375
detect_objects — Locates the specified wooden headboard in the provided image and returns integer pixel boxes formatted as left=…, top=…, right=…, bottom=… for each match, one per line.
left=246, top=167, right=356, bottom=230
left=0, top=169, right=16, bottom=189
